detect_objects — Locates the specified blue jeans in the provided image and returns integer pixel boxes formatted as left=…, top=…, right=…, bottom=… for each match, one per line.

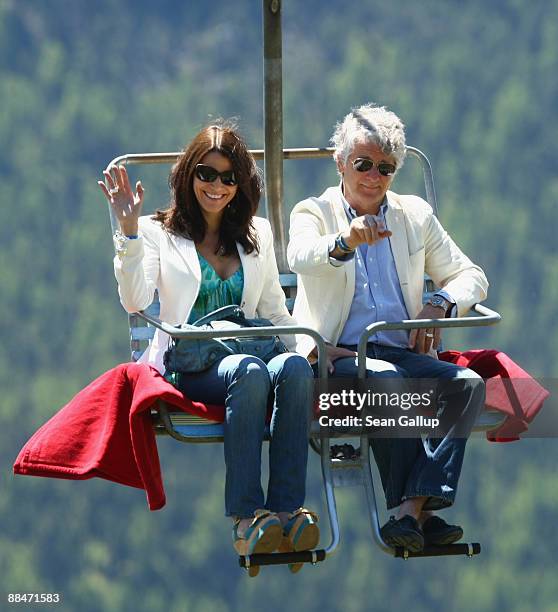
left=178, top=352, right=313, bottom=518
left=329, top=344, right=485, bottom=511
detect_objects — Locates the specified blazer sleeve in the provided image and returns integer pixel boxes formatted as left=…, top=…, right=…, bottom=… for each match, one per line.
left=113, top=217, right=161, bottom=313
left=424, top=213, right=488, bottom=316
left=287, top=199, right=341, bottom=277
left=254, top=220, right=298, bottom=351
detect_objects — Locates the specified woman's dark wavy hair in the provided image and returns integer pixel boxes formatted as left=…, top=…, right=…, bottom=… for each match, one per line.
left=153, top=121, right=262, bottom=255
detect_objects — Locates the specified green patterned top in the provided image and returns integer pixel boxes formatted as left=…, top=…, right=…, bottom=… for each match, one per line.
left=187, top=252, right=244, bottom=324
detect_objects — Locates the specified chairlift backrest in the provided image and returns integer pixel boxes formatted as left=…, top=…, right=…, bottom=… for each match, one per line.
left=107, top=146, right=439, bottom=361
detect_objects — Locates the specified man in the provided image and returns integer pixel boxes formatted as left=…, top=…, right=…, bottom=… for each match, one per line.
left=287, top=103, right=488, bottom=552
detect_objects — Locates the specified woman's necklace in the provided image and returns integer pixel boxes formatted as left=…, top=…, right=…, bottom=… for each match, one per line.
left=198, top=236, right=226, bottom=259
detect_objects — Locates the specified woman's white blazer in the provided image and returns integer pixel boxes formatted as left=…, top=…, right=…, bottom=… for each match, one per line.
left=114, top=215, right=296, bottom=374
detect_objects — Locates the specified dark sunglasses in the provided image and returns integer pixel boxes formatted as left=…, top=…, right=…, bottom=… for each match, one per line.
left=195, top=164, right=237, bottom=186
left=352, top=157, right=396, bottom=177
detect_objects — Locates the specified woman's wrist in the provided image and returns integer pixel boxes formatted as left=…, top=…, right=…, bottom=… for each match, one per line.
left=119, top=222, right=139, bottom=237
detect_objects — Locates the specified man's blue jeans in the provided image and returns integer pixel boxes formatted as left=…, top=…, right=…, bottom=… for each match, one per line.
left=329, top=344, right=485, bottom=511
left=179, top=352, right=313, bottom=518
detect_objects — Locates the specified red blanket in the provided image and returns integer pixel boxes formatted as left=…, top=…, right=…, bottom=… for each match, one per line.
left=13, top=363, right=224, bottom=511
left=439, top=349, right=549, bottom=442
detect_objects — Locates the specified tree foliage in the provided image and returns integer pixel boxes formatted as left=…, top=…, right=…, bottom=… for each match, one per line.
left=1, top=1, right=557, bottom=610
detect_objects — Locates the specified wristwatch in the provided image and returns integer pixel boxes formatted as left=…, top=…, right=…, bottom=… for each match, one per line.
left=427, top=294, right=452, bottom=313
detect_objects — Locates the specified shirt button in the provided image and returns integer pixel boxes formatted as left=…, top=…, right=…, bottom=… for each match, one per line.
left=374, top=282, right=378, bottom=287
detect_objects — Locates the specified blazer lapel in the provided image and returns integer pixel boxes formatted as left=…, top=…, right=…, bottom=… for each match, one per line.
left=330, top=184, right=351, bottom=232
left=168, top=232, right=201, bottom=281
left=238, top=242, right=259, bottom=310
left=385, top=192, right=413, bottom=312
left=329, top=186, right=356, bottom=323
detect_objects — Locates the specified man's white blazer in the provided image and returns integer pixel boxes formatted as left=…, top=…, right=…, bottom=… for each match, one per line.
left=287, top=186, right=488, bottom=357
left=114, top=215, right=295, bottom=373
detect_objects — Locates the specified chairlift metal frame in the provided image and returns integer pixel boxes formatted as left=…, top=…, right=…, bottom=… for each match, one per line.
left=105, top=0, right=502, bottom=571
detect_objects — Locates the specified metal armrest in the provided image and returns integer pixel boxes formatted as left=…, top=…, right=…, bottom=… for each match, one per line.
left=138, top=310, right=338, bottom=554
left=135, top=309, right=329, bottom=379
left=357, top=304, right=501, bottom=378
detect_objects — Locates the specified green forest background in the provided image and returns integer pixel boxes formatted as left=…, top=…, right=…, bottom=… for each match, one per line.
left=2, top=1, right=558, bottom=610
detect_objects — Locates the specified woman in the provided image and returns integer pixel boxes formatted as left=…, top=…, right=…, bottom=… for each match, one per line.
left=98, top=122, right=318, bottom=575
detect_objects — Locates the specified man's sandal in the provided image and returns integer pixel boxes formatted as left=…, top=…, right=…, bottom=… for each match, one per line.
left=279, top=507, right=320, bottom=574
left=233, top=509, right=283, bottom=577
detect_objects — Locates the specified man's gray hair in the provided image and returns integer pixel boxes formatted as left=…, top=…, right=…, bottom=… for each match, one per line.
left=331, top=103, right=407, bottom=172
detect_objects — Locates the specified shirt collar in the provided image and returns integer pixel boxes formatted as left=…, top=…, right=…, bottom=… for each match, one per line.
left=339, top=182, right=388, bottom=220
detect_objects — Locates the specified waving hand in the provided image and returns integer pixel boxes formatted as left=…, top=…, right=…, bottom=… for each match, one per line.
left=98, top=164, right=144, bottom=236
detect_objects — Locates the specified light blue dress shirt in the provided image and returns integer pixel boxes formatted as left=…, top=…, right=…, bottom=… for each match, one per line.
left=337, top=196, right=412, bottom=348
left=333, top=191, right=456, bottom=348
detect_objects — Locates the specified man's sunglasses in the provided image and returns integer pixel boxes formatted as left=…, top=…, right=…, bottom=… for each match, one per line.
left=352, top=158, right=396, bottom=177
left=195, top=164, right=237, bottom=186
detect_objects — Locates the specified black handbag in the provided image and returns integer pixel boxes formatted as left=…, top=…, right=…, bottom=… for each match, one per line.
left=163, top=305, right=288, bottom=379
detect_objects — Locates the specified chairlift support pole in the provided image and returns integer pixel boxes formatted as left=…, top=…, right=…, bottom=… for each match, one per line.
left=263, top=0, right=287, bottom=272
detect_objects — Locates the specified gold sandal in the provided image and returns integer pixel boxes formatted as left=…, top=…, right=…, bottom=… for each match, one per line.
left=233, top=509, right=283, bottom=577
left=281, top=508, right=320, bottom=574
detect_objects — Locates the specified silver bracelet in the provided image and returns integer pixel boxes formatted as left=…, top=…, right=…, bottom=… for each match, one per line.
left=113, top=230, right=133, bottom=257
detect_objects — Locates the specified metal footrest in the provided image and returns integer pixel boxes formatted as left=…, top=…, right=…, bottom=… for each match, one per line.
left=393, top=542, right=481, bottom=559
left=239, top=549, right=326, bottom=569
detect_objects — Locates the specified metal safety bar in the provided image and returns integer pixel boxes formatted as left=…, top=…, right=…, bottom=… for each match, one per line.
left=135, top=310, right=327, bottom=382
left=136, top=309, right=338, bottom=558
left=352, top=303, right=501, bottom=556
left=357, top=304, right=501, bottom=378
